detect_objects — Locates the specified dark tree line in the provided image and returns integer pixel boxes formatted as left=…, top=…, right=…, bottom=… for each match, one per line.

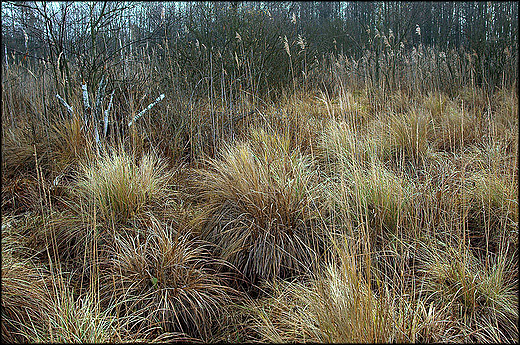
left=2, top=1, right=518, bottom=95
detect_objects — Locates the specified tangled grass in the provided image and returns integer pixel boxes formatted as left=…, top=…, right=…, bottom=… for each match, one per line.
left=195, top=129, right=326, bottom=283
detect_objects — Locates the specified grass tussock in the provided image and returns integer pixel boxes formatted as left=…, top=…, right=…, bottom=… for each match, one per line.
left=73, top=149, right=175, bottom=226
left=327, top=159, right=417, bottom=247
left=50, top=115, right=96, bottom=172
left=378, top=109, right=434, bottom=162
left=1, top=125, right=51, bottom=179
left=433, top=104, right=483, bottom=152
left=464, top=169, right=518, bottom=251
left=318, top=120, right=375, bottom=170
left=1, top=174, right=41, bottom=213
left=196, top=128, right=326, bottom=282
left=245, top=241, right=452, bottom=343
left=418, top=241, right=518, bottom=343
left=102, top=217, right=234, bottom=340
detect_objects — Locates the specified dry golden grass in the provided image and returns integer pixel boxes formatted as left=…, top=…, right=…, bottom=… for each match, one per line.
left=195, top=128, right=326, bottom=283
left=417, top=240, right=518, bottom=343
left=377, top=108, right=434, bottom=162
left=49, top=114, right=95, bottom=173
left=73, top=149, right=175, bottom=226
left=318, top=119, right=375, bottom=171
left=1, top=125, right=51, bottom=179
left=101, top=216, right=235, bottom=341
left=244, top=238, right=457, bottom=343
left=1, top=220, right=51, bottom=343
left=1, top=54, right=517, bottom=343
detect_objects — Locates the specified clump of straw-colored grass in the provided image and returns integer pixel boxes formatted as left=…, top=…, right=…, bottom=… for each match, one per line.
left=102, top=217, right=234, bottom=340
left=73, top=149, right=174, bottom=226
left=418, top=241, right=518, bottom=343
left=196, top=128, right=325, bottom=282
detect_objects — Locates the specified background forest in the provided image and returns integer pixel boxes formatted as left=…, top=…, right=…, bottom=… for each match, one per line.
left=1, top=1, right=518, bottom=343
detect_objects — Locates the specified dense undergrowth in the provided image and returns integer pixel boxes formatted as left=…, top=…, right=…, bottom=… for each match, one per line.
left=2, top=42, right=518, bottom=343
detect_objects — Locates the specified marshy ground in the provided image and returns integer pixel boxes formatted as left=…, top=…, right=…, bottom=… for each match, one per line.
left=1, top=2, right=518, bottom=343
